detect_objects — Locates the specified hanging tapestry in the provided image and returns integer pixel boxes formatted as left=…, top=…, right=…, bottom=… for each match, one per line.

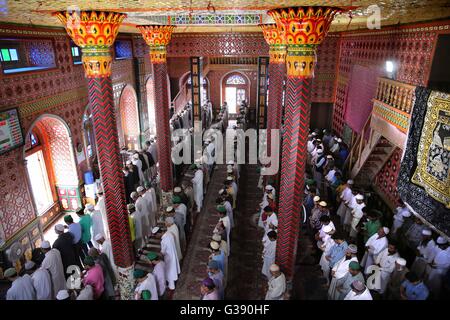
left=398, top=87, right=450, bottom=236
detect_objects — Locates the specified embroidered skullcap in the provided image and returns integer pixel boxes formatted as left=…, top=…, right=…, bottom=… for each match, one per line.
left=55, top=224, right=65, bottom=233
left=210, top=241, right=220, bottom=250
left=351, top=280, right=365, bottom=292
left=313, top=196, right=321, bottom=202
left=136, top=186, right=145, bottom=193
left=347, top=244, right=358, bottom=254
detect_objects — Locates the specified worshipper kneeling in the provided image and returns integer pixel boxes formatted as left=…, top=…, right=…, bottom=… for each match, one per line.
left=265, top=264, right=286, bottom=300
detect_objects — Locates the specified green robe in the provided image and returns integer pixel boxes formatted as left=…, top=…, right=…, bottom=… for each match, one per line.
left=79, top=214, right=92, bottom=244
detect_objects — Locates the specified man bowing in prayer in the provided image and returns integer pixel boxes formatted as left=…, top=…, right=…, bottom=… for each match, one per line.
left=5, top=267, right=36, bottom=300
left=160, top=224, right=181, bottom=291
left=41, top=240, right=66, bottom=297
left=146, top=252, right=167, bottom=299
left=25, top=260, right=53, bottom=300
left=265, top=264, right=286, bottom=300
left=134, top=269, right=158, bottom=300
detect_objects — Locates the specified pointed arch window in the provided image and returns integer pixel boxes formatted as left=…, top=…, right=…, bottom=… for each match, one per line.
left=226, top=74, right=246, bottom=85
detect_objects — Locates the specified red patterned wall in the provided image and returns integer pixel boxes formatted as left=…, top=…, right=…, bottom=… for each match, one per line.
left=119, top=85, right=140, bottom=149
left=375, top=147, right=402, bottom=206
left=331, top=20, right=450, bottom=135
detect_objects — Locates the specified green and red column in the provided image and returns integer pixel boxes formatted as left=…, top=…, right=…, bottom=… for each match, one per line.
left=259, top=24, right=286, bottom=187
left=267, top=6, right=343, bottom=280
left=54, top=10, right=135, bottom=299
left=137, top=25, right=175, bottom=205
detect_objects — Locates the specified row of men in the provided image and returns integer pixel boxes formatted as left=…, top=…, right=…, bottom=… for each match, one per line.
left=200, top=161, right=240, bottom=300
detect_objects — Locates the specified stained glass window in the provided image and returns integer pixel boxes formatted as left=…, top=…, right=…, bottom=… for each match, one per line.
left=30, top=133, right=39, bottom=147
left=226, top=74, right=246, bottom=85
left=0, top=48, right=18, bottom=62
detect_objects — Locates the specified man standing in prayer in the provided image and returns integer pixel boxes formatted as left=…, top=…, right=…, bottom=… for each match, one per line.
left=344, top=280, right=373, bottom=300
left=64, top=214, right=83, bottom=262
left=172, top=197, right=187, bottom=252
left=328, top=244, right=358, bottom=300
left=362, top=227, right=390, bottom=274
left=410, top=229, right=436, bottom=279
left=385, top=258, right=409, bottom=300
left=337, top=179, right=353, bottom=225
left=95, top=190, right=110, bottom=239
left=375, top=242, right=400, bottom=294
left=361, top=211, right=383, bottom=244
left=53, top=223, right=81, bottom=272
left=209, top=240, right=226, bottom=276
left=4, top=267, right=36, bottom=300
left=81, top=256, right=104, bottom=300
left=391, top=200, right=411, bottom=235
left=86, top=204, right=104, bottom=249
left=319, top=225, right=337, bottom=283
left=401, top=272, right=429, bottom=300
left=426, top=236, right=450, bottom=299
left=144, top=182, right=158, bottom=226
left=350, top=194, right=365, bottom=239
left=207, top=260, right=224, bottom=299
left=335, top=261, right=365, bottom=300
left=133, top=188, right=151, bottom=241
left=215, top=205, right=231, bottom=253
left=265, top=264, right=286, bottom=300
left=128, top=201, right=144, bottom=252
left=25, top=260, right=53, bottom=300
left=132, top=153, right=145, bottom=186
left=88, top=248, right=116, bottom=300
left=41, top=240, right=66, bottom=296
left=94, top=233, right=116, bottom=277
left=326, top=232, right=349, bottom=273
left=165, top=215, right=182, bottom=261
left=146, top=252, right=167, bottom=298
left=134, top=269, right=158, bottom=300
left=191, top=164, right=204, bottom=213
left=160, top=224, right=181, bottom=290
left=262, top=231, right=277, bottom=279
left=76, top=207, right=93, bottom=256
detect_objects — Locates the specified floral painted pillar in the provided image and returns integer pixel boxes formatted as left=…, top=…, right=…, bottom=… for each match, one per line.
left=54, top=11, right=135, bottom=299
left=137, top=25, right=175, bottom=205
left=259, top=24, right=286, bottom=186
left=267, top=7, right=342, bottom=279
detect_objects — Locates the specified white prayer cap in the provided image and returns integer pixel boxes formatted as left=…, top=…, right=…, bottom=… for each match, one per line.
left=227, top=165, right=233, bottom=170
left=355, top=194, right=364, bottom=201
left=437, top=236, right=448, bottom=245
left=396, top=258, right=407, bottom=266
left=55, top=224, right=65, bottom=232
left=319, top=201, right=327, bottom=207
left=347, top=179, right=354, bottom=184
left=218, top=189, right=225, bottom=195
left=227, top=160, right=234, bottom=165
left=56, top=290, right=70, bottom=300
left=127, top=203, right=135, bottom=211
left=313, top=196, right=320, bottom=202
left=226, top=176, right=233, bottom=181
left=334, top=137, right=339, bottom=141
left=94, top=233, right=105, bottom=241
left=205, top=138, right=211, bottom=143
left=130, top=191, right=138, bottom=199
left=166, top=206, right=174, bottom=213
left=383, top=227, right=390, bottom=235
left=25, top=260, right=36, bottom=270
left=269, top=264, right=280, bottom=272
left=323, top=225, right=333, bottom=233
left=212, top=234, right=221, bottom=242
left=210, top=241, right=220, bottom=250
left=165, top=217, right=174, bottom=224
left=41, top=241, right=51, bottom=249
left=86, top=203, right=94, bottom=210
left=401, top=210, right=411, bottom=218
left=265, top=185, right=273, bottom=191
left=152, top=227, right=160, bottom=234
left=312, top=132, right=318, bottom=136
left=337, top=138, right=343, bottom=143
left=133, top=154, right=139, bottom=159
left=422, top=229, right=432, bottom=236
left=136, top=186, right=145, bottom=193
left=126, top=160, right=132, bottom=165
left=174, top=187, right=182, bottom=193
left=327, top=155, right=333, bottom=159
left=227, top=168, right=233, bottom=173
left=317, top=149, right=324, bottom=154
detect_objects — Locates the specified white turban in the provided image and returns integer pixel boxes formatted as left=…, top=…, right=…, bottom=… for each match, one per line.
left=269, top=264, right=280, bottom=272
left=422, top=229, right=432, bottom=236
left=319, top=201, right=327, bottom=207
left=41, top=241, right=51, bottom=249
left=437, top=236, right=448, bottom=245
left=313, top=196, right=320, bottom=202
left=383, top=227, right=390, bottom=235
left=265, top=185, right=273, bottom=191
left=130, top=192, right=138, bottom=199
left=174, top=187, right=182, bottom=193
left=210, top=241, right=220, bottom=250
left=323, top=225, right=333, bottom=233
left=136, top=186, right=145, bottom=193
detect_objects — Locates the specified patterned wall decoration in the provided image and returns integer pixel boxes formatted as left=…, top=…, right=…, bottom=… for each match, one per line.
left=167, top=33, right=269, bottom=57
left=23, top=39, right=56, bottom=67
left=119, top=85, right=140, bottom=149
left=332, top=20, right=450, bottom=136
left=115, top=39, right=133, bottom=59
left=375, top=147, right=402, bottom=206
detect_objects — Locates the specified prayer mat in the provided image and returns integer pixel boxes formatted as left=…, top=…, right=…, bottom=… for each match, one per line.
left=398, top=87, right=450, bottom=236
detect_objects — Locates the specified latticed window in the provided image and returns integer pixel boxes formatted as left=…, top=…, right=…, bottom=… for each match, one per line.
left=226, top=74, right=246, bottom=85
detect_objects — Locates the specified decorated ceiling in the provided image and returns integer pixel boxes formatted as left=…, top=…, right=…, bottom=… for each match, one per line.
left=0, top=1, right=449, bottom=33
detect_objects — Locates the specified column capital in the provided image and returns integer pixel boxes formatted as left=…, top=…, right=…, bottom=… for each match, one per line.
left=137, top=25, right=176, bottom=64
left=259, top=24, right=286, bottom=64
left=267, top=6, right=342, bottom=78
left=53, top=10, right=126, bottom=78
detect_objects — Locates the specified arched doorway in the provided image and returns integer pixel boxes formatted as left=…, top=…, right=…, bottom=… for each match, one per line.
left=119, top=85, right=140, bottom=150
left=222, top=72, right=249, bottom=117
left=24, top=115, right=80, bottom=215
left=146, top=77, right=157, bottom=137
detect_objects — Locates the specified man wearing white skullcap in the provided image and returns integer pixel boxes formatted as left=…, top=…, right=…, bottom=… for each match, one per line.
left=191, top=163, right=204, bottom=213
left=160, top=220, right=181, bottom=290
left=328, top=244, right=359, bottom=300
left=23, top=258, right=53, bottom=300
left=41, top=240, right=66, bottom=297
left=350, top=194, right=366, bottom=239
left=56, top=289, right=70, bottom=300
left=85, top=203, right=105, bottom=250
left=386, top=257, right=409, bottom=300
left=375, top=241, right=400, bottom=294
left=265, top=264, right=286, bottom=300
left=410, top=229, right=436, bottom=279
left=53, top=223, right=81, bottom=272
left=426, top=235, right=450, bottom=298
left=318, top=225, right=337, bottom=284
left=132, top=152, right=146, bottom=186
left=130, top=192, right=146, bottom=251
left=361, top=226, right=390, bottom=274
left=165, top=216, right=182, bottom=261
left=94, top=233, right=117, bottom=278
left=4, top=266, right=36, bottom=300
left=134, top=186, right=152, bottom=240
left=344, top=280, right=372, bottom=300
left=337, top=179, right=354, bottom=225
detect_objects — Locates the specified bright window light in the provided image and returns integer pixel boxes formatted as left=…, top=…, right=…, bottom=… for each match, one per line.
left=386, top=61, right=394, bottom=73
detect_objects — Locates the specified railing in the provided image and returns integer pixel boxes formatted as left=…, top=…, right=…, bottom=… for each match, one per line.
left=375, top=77, right=415, bottom=114
left=209, top=57, right=258, bottom=65
left=346, top=115, right=373, bottom=174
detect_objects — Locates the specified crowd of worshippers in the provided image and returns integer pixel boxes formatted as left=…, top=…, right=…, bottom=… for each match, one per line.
left=303, top=128, right=450, bottom=300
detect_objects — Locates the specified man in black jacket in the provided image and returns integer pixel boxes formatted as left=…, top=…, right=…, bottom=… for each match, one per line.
left=53, top=224, right=81, bottom=274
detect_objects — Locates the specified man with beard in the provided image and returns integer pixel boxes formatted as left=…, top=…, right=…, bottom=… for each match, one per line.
left=385, top=258, right=409, bottom=300
left=375, top=242, right=400, bottom=294
left=335, top=261, right=365, bottom=300
left=328, top=244, right=358, bottom=300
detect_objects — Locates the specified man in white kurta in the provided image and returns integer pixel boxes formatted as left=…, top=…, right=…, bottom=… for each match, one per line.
left=134, top=270, right=159, bottom=300
left=215, top=205, right=231, bottom=253
left=160, top=229, right=181, bottom=290
left=222, top=198, right=234, bottom=228
left=262, top=231, right=277, bottom=278
left=391, top=204, right=411, bottom=234
left=362, top=227, right=389, bottom=274
left=86, top=204, right=104, bottom=249
left=134, top=188, right=151, bottom=238
left=337, top=180, right=353, bottom=225
left=130, top=200, right=144, bottom=250
left=147, top=252, right=167, bottom=298
left=375, top=243, right=400, bottom=294
left=350, top=194, right=366, bottom=239
left=165, top=216, right=182, bottom=261
left=143, top=185, right=157, bottom=228
left=319, top=225, right=336, bottom=283
left=132, top=153, right=145, bottom=186
left=25, top=261, right=52, bottom=300
left=94, top=233, right=117, bottom=278
left=344, top=281, right=373, bottom=300
left=95, top=192, right=110, bottom=239
left=5, top=268, right=36, bottom=300
left=426, top=236, right=450, bottom=298
left=265, top=264, right=286, bottom=300
left=343, top=191, right=357, bottom=232
left=328, top=244, right=358, bottom=300
left=410, top=229, right=437, bottom=278
left=191, top=165, right=204, bottom=213
left=172, top=200, right=187, bottom=252
left=40, top=241, right=66, bottom=296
